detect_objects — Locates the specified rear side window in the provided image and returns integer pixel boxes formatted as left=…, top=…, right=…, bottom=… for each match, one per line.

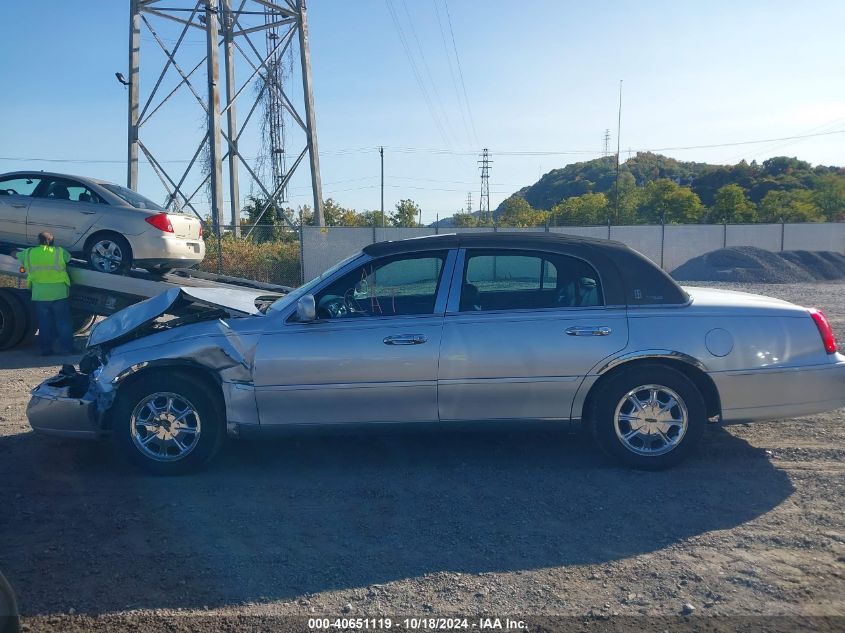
left=0, top=176, right=42, bottom=197
left=461, top=250, right=602, bottom=312
left=102, top=183, right=164, bottom=211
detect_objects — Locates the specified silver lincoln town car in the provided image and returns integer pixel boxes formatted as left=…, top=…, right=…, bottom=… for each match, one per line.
left=27, top=233, right=845, bottom=474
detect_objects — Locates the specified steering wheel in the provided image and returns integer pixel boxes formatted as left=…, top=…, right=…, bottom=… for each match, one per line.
left=3, top=188, right=18, bottom=196
left=319, top=297, right=349, bottom=319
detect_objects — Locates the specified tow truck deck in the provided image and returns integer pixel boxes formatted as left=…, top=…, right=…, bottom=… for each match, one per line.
left=0, top=253, right=290, bottom=350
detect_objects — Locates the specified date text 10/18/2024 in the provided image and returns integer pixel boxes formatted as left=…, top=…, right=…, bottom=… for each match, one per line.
left=308, top=617, right=526, bottom=630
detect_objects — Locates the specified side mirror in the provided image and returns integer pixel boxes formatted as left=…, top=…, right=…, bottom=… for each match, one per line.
left=296, top=294, right=317, bottom=322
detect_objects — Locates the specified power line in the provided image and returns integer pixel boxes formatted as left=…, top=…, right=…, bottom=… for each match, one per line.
left=433, top=0, right=472, bottom=148
left=4, top=128, right=843, bottom=167
left=400, top=0, right=460, bottom=149
left=385, top=0, right=454, bottom=152
left=442, top=0, right=478, bottom=147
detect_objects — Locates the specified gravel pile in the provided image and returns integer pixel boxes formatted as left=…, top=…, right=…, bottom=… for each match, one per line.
left=672, top=246, right=845, bottom=283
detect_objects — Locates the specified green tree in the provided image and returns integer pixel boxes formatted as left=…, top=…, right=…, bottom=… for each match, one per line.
left=391, top=199, right=421, bottom=227
left=758, top=190, right=824, bottom=223
left=607, top=172, right=642, bottom=224
left=637, top=179, right=706, bottom=223
left=550, top=192, right=609, bottom=225
left=452, top=212, right=479, bottom=227
left=241, top=195, right=289, bottom=241
left=498, top=195, right=549, bottom=227
left=812, top=173, right=845, bottom=221
left=710, top=184, right=757, bottom=223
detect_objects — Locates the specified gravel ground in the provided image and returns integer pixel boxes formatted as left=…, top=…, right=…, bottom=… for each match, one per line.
left=0, top=282, right=843, bottom=632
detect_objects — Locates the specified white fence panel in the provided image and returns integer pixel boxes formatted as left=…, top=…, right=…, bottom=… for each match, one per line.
left=727, top=224, right=782, bottom=251
left=783, top=223, right=845, bottom=252
left=663, top=225, right=725, bottom=273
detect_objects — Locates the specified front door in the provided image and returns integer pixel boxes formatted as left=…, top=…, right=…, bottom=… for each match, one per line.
left=27, top=176, right=105, bottom=248
left=0, top=174, right=42, bottom=243
left=253, top=250, right=453, bottom=426
left=438, top=248, right=628, bottom=422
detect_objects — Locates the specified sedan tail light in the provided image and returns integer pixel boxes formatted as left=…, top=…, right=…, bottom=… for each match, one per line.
left=808, top=308, right=837, bottom=354
left=145, top=213, right=174, bottom=233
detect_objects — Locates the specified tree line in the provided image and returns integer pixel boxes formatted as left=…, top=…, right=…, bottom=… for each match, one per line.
left=233, top=152, right=844, bottom=239
left=460, top=153, right=845, bottom=227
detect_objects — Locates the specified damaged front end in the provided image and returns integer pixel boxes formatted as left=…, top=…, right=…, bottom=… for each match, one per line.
left=27, top=364, right=101, bottom=438
left=27, top=286, right=274, bottom=439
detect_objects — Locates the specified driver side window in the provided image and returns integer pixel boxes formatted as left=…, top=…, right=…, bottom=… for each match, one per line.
left=314, top=251, right=447, bottom=319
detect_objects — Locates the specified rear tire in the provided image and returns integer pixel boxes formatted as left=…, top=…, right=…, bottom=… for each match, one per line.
left=0, top=289, right=28, bottom=350
left=111, top=371, right=226, bottom=475
left=71, top=310, right=97, bottom=335
left=589, top=364, right=706, bottom=470
left=85, top=233, right=133, bottom=274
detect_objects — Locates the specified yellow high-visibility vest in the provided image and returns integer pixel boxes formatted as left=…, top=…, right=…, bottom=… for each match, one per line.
left=22, top=246, right=71, bottom=288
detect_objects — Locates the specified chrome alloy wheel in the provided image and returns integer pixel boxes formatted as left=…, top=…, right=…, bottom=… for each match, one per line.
left=91, top=239, right=125, bottom=272
left=130, top=392, right=201, bottom=462
left=613, top=384, right=688, bottom=456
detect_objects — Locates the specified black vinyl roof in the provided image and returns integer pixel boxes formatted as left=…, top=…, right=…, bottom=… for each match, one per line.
left=363, top=232, right=689, bottom=306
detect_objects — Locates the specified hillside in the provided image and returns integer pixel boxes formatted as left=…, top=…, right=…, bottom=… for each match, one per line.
left=505, top=153, right=842, bottom=211
left=445, top=153, right=845, bottom=227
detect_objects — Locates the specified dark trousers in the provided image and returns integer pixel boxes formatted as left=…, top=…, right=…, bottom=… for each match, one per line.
left=34, top=299, right=74, bottom=355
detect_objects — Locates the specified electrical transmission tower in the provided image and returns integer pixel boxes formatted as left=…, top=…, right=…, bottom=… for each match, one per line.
left=478, top=148, right=491, bottom=223
left=603, top=129, right=611, bottom=157
left=465, top=191, right=472, bottom=214
left=126, top=0, right=325, bottom=249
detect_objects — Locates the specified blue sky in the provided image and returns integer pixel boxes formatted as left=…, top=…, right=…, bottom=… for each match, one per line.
left=1, top=0, right=843, bottom=225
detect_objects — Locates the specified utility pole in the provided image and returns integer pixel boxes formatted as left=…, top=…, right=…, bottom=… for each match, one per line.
left=298, top=0, right=324, bottom=226
left=478, top=148, right=492, bottom=224
left=380, top=146, right=385, bottom=228
left=206, top=0, right=225, bottom=270
left=124, top=0, right=325, bottom=239
left=127, top=0, right=140, bottom=189
left=222, top=0, right=240, bottom=236
left=614, top=80, right=623, bottom=225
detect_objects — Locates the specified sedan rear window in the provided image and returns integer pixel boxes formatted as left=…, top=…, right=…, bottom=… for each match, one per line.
left=102, top=184, right=165, bottom=211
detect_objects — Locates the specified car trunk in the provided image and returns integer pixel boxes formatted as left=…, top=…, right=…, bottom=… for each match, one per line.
left=167, top=213, right=202, bottom=240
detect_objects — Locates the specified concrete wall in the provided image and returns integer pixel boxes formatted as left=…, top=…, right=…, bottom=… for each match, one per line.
left=301, top=223, right=845, bottom=281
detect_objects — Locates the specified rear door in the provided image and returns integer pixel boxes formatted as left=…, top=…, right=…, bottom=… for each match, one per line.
left=438, top=248, right=628, bottom=422
left=0, top=174, right=42, bottom=243
left=28, top=176, right=106, bottom=248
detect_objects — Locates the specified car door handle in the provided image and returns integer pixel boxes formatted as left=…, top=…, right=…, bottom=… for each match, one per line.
left=11, top=203, right=27, bottom=208
left=383, top=334, right=427, bottom=345
left=78, top=210, right=97, bottom=215
left=565, top=326, right=612, bottom=336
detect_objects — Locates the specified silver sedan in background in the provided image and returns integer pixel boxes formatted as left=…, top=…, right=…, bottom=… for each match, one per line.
left=0, top=171, right=204, bottom=273
left=26, top=233, right=845, bottom=474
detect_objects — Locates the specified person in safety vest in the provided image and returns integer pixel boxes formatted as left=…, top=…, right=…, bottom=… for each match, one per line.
left=16, top=231, right=73, bottom=356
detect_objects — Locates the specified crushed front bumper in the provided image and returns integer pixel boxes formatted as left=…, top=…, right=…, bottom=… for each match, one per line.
left=27, top=372, right=100, bottom=439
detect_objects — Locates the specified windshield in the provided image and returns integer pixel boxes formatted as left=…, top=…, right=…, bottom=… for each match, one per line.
left=267, top=252, right=364, bottom=313
left=102, top=183, right=166, bottom=211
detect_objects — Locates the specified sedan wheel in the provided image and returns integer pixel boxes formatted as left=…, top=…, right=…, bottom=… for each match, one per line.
left=130, top=392, right=202, bottom=462
left=112, top=371, right=225, bottom=475
left=86, top=235, right=132, bottom=274
left=614, top=384, right=688, bottom=456
left=590, top=364, right=706, bottom=469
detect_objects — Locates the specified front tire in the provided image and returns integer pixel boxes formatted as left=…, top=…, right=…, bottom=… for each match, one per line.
left=111, top=371, right=225, bottom=475
left=589, top=364, right=706, bottom=470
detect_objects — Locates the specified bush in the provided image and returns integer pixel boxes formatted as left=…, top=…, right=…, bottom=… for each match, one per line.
left=200, top=235, right=301, bottom=287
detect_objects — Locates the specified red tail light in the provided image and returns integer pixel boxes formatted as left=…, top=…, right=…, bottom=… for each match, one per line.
left=809, top=308, right=837, bottom=354
left=145, top=213, right=174, bottom=233
left=198, top=223, right=203, bottom=237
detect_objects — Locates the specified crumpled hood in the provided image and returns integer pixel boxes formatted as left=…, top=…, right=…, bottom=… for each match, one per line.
left=87, top=286, right=268, bottom=348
